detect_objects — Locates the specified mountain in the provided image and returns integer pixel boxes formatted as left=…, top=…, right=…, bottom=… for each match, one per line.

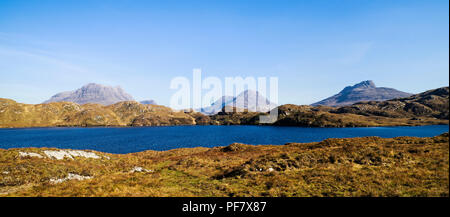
left=140, top=100, right=157, bottom=105
left=311, top=80, right=412, bottom=107
left=334, top=86, right=449, bottom=119
left=210, top=87, right=448, bottom=127
left=200, top=96, right=235, bottom=114
left=200, top=90, right=277, bottom=115
left=2, top=87, right=447, bottom=128
left=43, top=83, right=134, bottom=106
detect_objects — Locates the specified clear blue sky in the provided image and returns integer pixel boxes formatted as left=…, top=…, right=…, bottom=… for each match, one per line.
left=0, top=0, right=448, bottom=106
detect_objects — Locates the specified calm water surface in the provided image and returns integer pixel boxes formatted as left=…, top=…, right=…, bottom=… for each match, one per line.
left=0, top=125, right=448, bottom=153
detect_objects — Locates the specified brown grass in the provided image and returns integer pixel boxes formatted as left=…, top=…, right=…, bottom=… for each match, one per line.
left=0, top=133, right=448, bottom=197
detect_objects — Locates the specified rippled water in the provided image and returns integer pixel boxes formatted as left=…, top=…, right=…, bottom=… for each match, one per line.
left=0, top=125, right=448, bottom=153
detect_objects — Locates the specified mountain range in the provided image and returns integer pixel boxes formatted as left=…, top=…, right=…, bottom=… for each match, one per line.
left=44, top=83, right=134, bottom=105
left=44, top=83, right=157, bottom=106
left=312, top=80, right=412, bottom=107
left=44, top=83, right=276, bottom=114
left=1, top=86, right=448, bottom=128
left=209, top=86, right=448, bottom=127
left=42, top=81, right=414, bottom=112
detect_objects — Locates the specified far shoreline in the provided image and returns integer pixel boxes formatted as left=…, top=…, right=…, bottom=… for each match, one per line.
left=0, top=123, right=449, bottom=130
left=1, top=125, right=448, bottom=154
left=2, top=131, right=449, bottom=155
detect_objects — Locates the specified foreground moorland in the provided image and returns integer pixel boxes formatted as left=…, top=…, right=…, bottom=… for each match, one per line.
left=0, top=133, right=448, bottom=197
left=0, top=87, right=448, bottom=128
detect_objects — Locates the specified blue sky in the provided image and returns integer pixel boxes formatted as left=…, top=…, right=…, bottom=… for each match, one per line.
left=0, top=0, right=448, bottom=106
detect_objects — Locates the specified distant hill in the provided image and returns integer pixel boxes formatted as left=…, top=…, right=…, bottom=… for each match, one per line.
left=2, top=86, right=447, bottom=128
left=200, top=90, right=277, bottom=114
left=312, top=80, right=412, bottom=106
left=334, top=86, right=450, bottom=119
left=43, top=83, right=134, bottom=106
left=210, top=86, right=449, bottom=127
left=199, top=96, right=235, bottom=114
left=0, top=99, right=205, bottom=128
left=140, top=100, right=157, bottom=105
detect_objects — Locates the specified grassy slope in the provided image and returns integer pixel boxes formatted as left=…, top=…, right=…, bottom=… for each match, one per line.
left=1, top=133, right=448, bottom=197
left=0, top=99, right=198, bottom=128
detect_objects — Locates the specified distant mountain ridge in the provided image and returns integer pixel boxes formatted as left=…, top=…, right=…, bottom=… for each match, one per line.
left=1, top=87, right=447, bottom=128
left=312, top=80, right=412, bottom=107
left=200, top=90, right=277, bottom=114
left=199, top=96, right=235, bottom=114
left=334, top=86, right=450, bottom=119
left=140, top=100, right=157, bottom=105
left=209, top=86, right=449, bottom=127
left=44, top=83, right=135, bottom=106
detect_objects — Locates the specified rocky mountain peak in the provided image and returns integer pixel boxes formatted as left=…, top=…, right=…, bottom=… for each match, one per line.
left=342, top=80, right=376, bottom=93
left=200, top=90, right=276, bottom=114
left=354, top=80, right=376, bottom=88
left=44, top=83, right=135, bottom=105
left=312, top=80, right=412, bottom=107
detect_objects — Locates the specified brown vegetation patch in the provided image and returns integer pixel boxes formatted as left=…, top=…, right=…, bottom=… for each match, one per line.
left=1, top=133, right=448, bottom=197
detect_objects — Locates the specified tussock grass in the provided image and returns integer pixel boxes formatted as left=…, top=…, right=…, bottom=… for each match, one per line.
left=0, top=133, right=448, bottom=197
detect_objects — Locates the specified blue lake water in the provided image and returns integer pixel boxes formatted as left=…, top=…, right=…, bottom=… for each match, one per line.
left=0, top=125, right=448, bottom=154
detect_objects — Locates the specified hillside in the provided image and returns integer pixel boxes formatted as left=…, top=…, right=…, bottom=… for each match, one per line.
left=1, top=133, right=448, bottom=196
left=312, top=80, right=412, bottom=106
left=0, top=99, right=206, bottom=128
left=211, top=87, right=449, bottom=127
left=334, top=86, right=449, bottom=119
